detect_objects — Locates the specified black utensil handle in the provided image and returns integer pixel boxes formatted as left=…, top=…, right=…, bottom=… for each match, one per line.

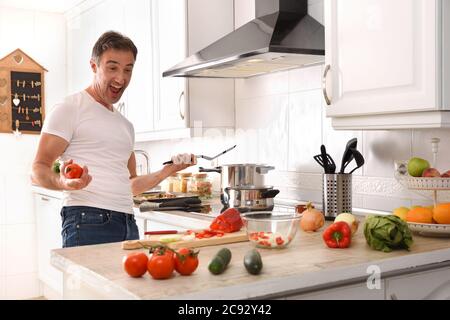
left=261, top=189, right=280, bottom=199
left=163, top=160, right=174, bottom=165
left=198, top=167, right=222, bottom=173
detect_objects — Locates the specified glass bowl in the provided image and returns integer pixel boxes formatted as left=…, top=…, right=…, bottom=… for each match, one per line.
left=241, top=211, right=302, bottom=249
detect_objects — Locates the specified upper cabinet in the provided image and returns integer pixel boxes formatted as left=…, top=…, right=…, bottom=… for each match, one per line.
left=152, top=0, right=187, bottom=132
left=323, top=0, right=450, bottom=129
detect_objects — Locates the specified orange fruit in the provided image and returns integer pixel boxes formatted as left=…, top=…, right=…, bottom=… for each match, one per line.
left=406, top=207, right=434, bottom=224
left=433, top=203, right=450, bottom=224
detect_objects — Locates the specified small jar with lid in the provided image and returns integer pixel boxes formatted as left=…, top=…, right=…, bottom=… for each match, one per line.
left=164, top=174, right=178, bottom=193
left=191, top=173, right=213, bottom=199
left=177, top=172, right=193, bottom=193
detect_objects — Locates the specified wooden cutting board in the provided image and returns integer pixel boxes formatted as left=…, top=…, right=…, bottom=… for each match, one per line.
left=122, top=230, right=248, bottom=250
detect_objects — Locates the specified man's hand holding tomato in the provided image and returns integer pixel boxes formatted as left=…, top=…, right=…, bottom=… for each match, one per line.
left=59, top=159, right=92, bottom=191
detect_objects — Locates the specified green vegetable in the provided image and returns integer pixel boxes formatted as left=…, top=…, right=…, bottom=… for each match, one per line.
left=364, top=215, right=413, bottom=252
left=243, top=249, right=263, bottom=275
left=208, top=248, right=232, bottom=275
left=52, top=160, right=61, bottom=174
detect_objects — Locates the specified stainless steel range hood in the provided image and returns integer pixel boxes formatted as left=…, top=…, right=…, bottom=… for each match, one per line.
left=163, top=0, right=324, bottom=79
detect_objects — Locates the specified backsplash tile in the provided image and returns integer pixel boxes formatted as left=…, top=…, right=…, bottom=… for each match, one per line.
left=235, top=71, right=288, bottom=100
left=288, top=65, right=322, bottom=93
left=363, top=130, right=412, bottom=178
left=236, top=95, right=289, bottom=170
left=288, top=89, right=323, bottom=173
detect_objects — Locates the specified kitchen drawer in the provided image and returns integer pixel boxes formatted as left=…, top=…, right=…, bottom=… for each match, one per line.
left=284, top=281, right=385, bottom=300
left=386, top=266, right=450, bottom=300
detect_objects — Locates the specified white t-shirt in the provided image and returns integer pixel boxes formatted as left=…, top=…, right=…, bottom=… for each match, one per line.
left=42, top=90, right=135, bottom=214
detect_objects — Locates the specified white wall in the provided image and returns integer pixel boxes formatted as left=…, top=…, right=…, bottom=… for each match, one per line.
left=0, top=6, right=66, bottom=299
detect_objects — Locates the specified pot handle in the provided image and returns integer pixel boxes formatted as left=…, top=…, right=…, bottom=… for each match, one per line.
left=199, top=167, right=222, bottom=173
left=261, top=189, right=280, bottom=199
left=256, top=166, right=275, bottom=174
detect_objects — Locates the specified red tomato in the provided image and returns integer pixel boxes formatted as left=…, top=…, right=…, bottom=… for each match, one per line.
left=174, top=248, right=199, bottom=276
left=147, top=247, right=175, bottom=280
left=64, top=163, right=83, bottom=179
left=122, top=252, right=148, bottom=278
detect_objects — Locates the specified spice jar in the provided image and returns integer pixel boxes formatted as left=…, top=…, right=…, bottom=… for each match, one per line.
left=191, top=173, right=213, bottom=199
left=177, top=172, right=193, bottom=193
left=165, top=174, right=178, bottom=193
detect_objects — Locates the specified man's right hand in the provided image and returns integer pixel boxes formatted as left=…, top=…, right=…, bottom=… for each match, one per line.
left=59, top=159, right=92, bottom=190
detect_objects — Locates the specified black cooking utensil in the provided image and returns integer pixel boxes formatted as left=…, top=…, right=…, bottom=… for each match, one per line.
left=163, top=145, right=237, bottom=165
left=339, top=138, right=358, bottom=173
left=320, top=145, right=329, bottom=173
left=347, top=148, right=365, bottom=174
left=313, top=153, right=336, bottom=173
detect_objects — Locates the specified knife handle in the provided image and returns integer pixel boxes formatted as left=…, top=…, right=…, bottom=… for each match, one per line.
left=144, top=230, right=179, bottom=235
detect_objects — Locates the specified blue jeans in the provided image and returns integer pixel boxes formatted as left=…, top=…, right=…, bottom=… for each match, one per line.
left=61, top=206, right=139, bottom=248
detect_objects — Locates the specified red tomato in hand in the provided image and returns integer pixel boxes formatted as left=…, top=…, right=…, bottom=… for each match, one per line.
left=122, top=252, right=148, bottom=278
left=147, top=247, right=175, bottom=280
left=174, top=248, right=199, bottom=276
left=64, top=163, right=83, bottom=179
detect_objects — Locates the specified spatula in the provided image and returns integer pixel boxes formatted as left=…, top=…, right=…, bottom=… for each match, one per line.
left=339, top=138, right=358, bottom=173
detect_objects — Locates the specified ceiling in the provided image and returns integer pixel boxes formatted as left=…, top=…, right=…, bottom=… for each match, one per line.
left=0, top=0, right=85, bottom=13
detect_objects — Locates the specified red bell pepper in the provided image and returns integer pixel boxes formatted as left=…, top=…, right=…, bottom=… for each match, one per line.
left=322, top=221, right=352, bottom=249
left=210, top=208, right=243, bottom=233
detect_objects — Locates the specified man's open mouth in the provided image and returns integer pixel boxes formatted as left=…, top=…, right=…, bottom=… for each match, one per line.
left=110, top=85, right=122, bottom=94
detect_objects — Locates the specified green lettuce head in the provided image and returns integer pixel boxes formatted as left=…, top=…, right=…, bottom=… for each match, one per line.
left=364, top=215, right=413, bottom=252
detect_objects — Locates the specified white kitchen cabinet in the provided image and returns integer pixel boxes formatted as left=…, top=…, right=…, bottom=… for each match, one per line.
left=152, top=0, right=187, bottom=132
left=124, top=0, right=154, bottom=134
left=34, top=192, right=63, bottom=298
left=186, top=0, right=235, bottom=135
left=324, top=0, right=450, bottom=129
left=386, top=266, right=450, bottom=300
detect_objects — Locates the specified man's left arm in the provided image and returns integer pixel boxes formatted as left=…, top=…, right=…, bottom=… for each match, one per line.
left=128, top=152, right=195, bottom=196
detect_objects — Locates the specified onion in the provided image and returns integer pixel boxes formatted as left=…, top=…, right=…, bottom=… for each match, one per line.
left=300, top=203, right=325, bottom=232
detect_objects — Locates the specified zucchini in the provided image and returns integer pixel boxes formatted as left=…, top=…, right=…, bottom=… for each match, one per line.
left=243, top=249, right=263, bottom=275
left=208, top=248, right=232, bottom=275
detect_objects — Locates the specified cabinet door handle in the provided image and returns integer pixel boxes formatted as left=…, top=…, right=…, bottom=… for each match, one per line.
left=178, top=91, right=185, bottom=120
left=322, top=64, right=331, bottom=106
left=41, top=196, right=50, bottom=202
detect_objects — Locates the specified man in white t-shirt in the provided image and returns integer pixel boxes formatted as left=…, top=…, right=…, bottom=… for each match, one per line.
left=31, top=31, right=195, bottom=247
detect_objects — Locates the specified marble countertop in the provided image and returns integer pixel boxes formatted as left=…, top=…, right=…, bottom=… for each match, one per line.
left=51, top=221, right=450, bottom=299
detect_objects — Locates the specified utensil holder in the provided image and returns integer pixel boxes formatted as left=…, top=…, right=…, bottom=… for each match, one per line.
left=322, top=174, right=352, bottom=220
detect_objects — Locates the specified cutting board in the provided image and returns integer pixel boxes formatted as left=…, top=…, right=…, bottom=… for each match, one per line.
left=122, top=230, right=249, bottom=250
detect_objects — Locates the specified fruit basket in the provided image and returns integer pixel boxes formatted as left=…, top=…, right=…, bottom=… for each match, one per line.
left=394, top=138, right=450, bottom=204
left=396, top=176, right=450, bottom=190
left=407, top=222, right=450, bottom=237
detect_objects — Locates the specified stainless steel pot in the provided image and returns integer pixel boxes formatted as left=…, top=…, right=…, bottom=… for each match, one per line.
left=199, top=163, right=275, bottom=190
left=221, top=187, right=280, bottom=213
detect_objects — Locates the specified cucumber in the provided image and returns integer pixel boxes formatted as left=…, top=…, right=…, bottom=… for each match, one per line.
left=208, top=248, right=232, bottom=275
left=243, top=249, right=263, bottom=275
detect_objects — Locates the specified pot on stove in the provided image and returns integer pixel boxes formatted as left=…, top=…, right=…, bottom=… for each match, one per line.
left=199, top=163, right=275, bottom=191
left=221, top=186, right=280, bottom=213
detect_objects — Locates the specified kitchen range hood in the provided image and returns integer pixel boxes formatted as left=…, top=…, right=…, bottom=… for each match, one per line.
left=163, top=0, right=324, bottom=79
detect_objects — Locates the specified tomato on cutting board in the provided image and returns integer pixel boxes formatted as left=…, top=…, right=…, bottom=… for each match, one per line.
left=173, top=247, right=199, bottom=276
left=147, top=247, right=175, bottom=280
left=122, top=252, right=148, bottom=278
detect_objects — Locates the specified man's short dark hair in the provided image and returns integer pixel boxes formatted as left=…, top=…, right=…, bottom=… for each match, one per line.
left=92, top=31, right=138, bottom=63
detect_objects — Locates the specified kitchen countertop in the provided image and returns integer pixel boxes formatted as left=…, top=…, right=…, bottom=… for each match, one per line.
left=51, top=221, right=450, bottom=300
